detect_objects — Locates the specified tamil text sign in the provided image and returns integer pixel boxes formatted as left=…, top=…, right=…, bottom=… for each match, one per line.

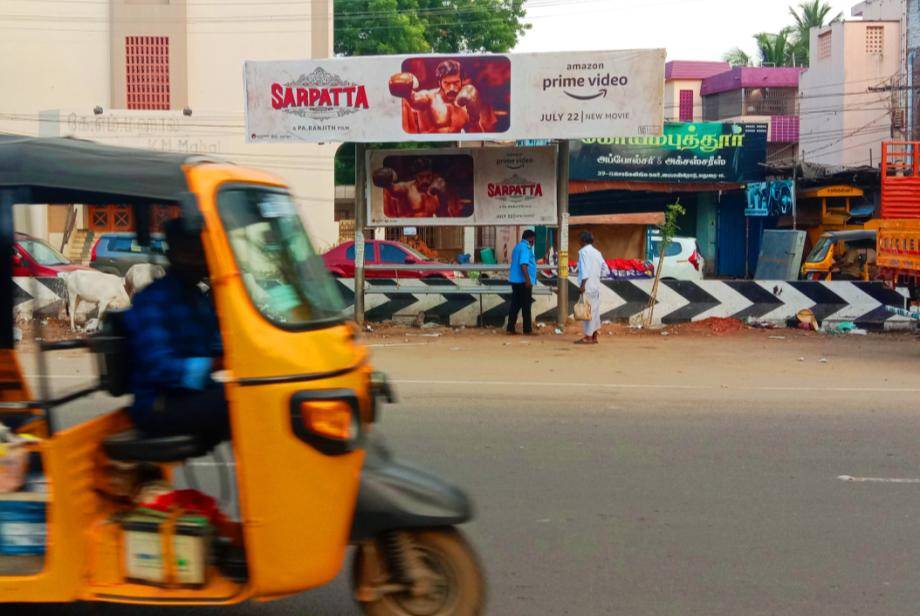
left=244, top=50, right=665, bottom=143
left=570, top=122, right=767, bottom=183
left=368, top=146, right=557, bottom=227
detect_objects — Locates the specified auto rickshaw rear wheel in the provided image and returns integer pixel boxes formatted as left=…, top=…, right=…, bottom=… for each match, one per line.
left=353, top=528, right=485, bottom=616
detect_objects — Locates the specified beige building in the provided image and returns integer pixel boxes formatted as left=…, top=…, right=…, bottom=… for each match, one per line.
left=799, top=0, right=907, bottom=168
left=0, top=0, right=338, bottom=253
left=663, top=61, right=731, bottom=123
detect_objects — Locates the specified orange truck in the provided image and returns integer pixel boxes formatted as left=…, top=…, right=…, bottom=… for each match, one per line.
left=879, top=142, right=920, bottom=299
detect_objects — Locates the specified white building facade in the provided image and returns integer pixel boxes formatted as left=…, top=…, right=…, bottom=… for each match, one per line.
left=799, top=0, right=907, bottom=168
left=0, top=0, right=338, bottom=251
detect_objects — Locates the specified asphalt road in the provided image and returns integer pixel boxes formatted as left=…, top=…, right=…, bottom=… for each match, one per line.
left=11, top=327, right=920, bottom=615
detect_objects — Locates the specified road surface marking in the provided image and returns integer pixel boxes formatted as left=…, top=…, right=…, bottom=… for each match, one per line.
left=838, top=475, right=920, bottom=484
left=392, top=379, right=920, bottom=394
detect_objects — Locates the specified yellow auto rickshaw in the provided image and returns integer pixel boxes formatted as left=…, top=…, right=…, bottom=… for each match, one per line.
left=0, top=135, right=483, bottom=614
left=800, top=229, right=878, bottom=281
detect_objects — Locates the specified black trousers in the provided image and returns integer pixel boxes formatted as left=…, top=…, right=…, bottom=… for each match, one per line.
left=134, top=387, right=231, bottom=449
left=507, top=283, right=533, bottom=334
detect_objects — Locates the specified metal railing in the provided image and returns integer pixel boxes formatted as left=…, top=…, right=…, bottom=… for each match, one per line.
left=361, top=263, right=563, bottom=296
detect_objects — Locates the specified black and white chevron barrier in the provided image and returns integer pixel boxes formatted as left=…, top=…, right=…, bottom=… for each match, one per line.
left=10, top=276, right=910, bottom=331
left=336, top=279, right=912, bottom=330
left=13, top=277, right=68, bottom=320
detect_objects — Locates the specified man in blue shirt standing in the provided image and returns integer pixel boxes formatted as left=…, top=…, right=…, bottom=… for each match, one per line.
left=507, top=229, right=537, bottom=335
left=122, top=219, right=229, bottom=446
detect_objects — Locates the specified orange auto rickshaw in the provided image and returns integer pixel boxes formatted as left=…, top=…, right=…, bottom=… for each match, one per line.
left=0, top=135, right=483, bottom=614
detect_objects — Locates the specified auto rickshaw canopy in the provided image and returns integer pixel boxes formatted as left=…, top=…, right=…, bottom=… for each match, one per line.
left=0, top=134, right=223, bottom=349
left=822, top=229, right=877, bottom=244
left=0, top=134, right=221, bottom=204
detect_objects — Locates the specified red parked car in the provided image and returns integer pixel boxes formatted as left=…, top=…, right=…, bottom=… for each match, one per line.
left=12, top=232, right=90, bottom=277
left=322, top=240, right=457, bottom=279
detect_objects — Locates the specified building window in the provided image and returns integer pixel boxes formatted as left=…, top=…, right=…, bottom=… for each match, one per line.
left=770, top=115, right=800, bottom=143
left=743, top=88, right=797, bottom=116
left=866, top=26, right=884, bottom=54
left=818, top=31, right=832, bottom=60
left=679, top=90, right=694, bottom=122
left=702, top=90, right=743, bottom=121
left=125, top=35, right=170, bottom=110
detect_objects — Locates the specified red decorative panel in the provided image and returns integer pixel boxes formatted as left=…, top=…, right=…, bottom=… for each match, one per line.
left=126, top=35, right=170, bottom=110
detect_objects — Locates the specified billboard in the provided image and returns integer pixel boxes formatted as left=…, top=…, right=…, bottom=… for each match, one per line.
left=244, top=50, right=665, bottom=143
left=368, top=146, right=558, bottom=227
left=569, top=122, right=767, bottom=183
left=745, top=180, right=794, bottom=217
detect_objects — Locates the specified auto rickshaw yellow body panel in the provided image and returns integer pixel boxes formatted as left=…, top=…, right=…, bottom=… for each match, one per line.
left=0, top=139, right=371, bottom=606
left=186, top=164, right=369, bottom=598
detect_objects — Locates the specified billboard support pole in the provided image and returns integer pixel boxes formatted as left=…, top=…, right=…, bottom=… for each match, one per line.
left=556, top=140, right=570, bottom=328
left=354, top=143, right=367, bottom=327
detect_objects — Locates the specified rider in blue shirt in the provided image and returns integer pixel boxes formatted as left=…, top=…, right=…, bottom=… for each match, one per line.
left=122, top=219, right=228, bottom=444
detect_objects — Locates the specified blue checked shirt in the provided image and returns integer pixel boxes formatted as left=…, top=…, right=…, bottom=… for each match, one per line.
left=122, top=273, right=222, bottom=414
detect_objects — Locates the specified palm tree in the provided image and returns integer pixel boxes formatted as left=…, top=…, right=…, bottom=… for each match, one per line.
left=755, top=28, right=797, bottom=67
left=788, top=0, right=843, bottom=66
left=723, top=47, right=752, bottom=67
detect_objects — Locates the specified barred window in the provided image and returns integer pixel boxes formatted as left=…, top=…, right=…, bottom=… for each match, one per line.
left=818, top=31, right=832, bottom=60
left=866, top=26, right=884, bottom=55
left=679, top=90, right=694, bottom=122
left=126, top=35, right=170, bottom=110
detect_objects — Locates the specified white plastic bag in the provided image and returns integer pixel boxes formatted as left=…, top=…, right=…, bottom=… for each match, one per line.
left=574, top=296, right=592, bottom=322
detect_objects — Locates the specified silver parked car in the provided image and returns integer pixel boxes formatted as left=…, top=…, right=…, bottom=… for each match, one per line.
left=89, top=232, right=169, bottom=276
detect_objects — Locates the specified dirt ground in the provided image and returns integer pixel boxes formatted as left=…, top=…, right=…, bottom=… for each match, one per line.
left=15, top=316, right=920, bottom=395
left=354, top=317, right=920, bottom=397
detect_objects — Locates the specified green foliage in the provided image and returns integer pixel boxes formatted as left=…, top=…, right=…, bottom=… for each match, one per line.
left=755, top=28, right=797, bottom=67
left=788, top=0, right=842, bottom=67
left=722, top=1, right=840, bottom=68
left=334, top=0, right=429, bottom=56
left=723, top=48, right=752, bottom=67
left=658, top=200, right=686, bottom=246
left=418, top=0, right=529, bottom=53
left=334, top=0, right=529, bottom=56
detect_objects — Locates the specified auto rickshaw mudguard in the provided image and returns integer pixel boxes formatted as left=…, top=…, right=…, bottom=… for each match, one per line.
left=350, top=434, right=472, bottom=542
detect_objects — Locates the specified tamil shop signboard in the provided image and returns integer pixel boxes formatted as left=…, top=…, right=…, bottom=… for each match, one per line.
left=244, top=50, right=665, bottom=143
left=569, top=122, right=767, bottom=184
left=367, top=146, right=558, bottom=227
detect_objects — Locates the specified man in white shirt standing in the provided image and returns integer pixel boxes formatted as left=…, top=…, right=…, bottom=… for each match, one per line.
left=576, top=231, right=609, bottom=345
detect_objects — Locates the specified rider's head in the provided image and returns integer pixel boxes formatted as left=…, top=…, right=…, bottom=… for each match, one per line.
left=436, top=60, right=463, bottom=103
left=164, top=218, right=207, bottom=286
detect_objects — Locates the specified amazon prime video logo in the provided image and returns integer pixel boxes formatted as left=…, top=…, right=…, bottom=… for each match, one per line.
left=542, top=63, right=629, bottom=102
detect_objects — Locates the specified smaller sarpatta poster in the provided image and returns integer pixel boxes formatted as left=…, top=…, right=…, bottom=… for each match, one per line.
left=368, top=146, right=557, bottom=227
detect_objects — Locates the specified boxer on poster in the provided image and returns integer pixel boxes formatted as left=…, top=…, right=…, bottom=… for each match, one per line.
left=373, top=157, right=474, bottom=219
left=389, top=60, right=499, bottom=134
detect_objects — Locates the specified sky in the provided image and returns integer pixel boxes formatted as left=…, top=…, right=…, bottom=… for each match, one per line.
left=515, top=0, right=854, bottom=62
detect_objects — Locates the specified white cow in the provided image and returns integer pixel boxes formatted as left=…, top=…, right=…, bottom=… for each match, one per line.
left=63, top=270, right=131, bottom=332
left=124, top=263, right=166, bottom=298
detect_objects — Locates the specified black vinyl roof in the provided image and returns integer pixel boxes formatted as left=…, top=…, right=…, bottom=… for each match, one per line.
left=823, top=229, right=877, bottom=241
left=0, top=134, right=223, bottom=204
